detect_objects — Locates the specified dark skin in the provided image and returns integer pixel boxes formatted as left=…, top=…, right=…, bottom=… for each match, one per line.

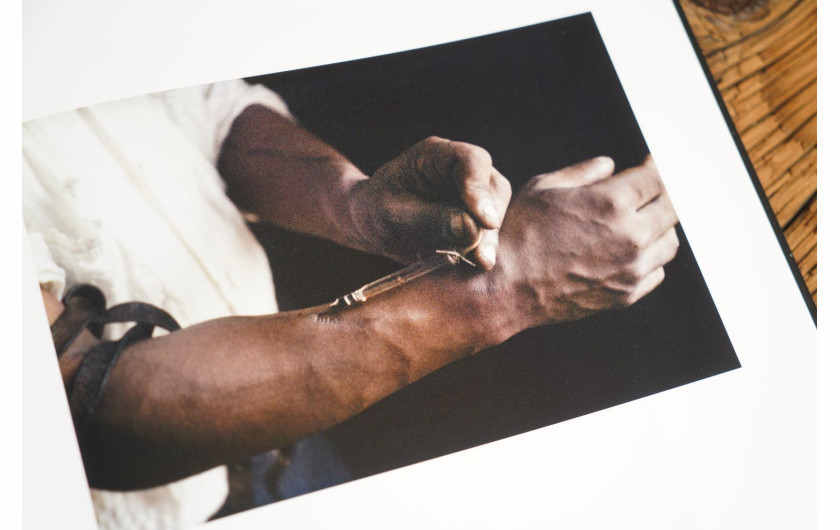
left=219, top=104, right=510, bottom=268
left=44, top=104, right=678, bottom=491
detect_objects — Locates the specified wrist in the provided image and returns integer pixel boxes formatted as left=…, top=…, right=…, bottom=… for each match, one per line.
left=477, top=242, right=555, bottom=334
left=326, top=165, right=370, bottom=250
left=346, top=177, right=382, bottom=255
left=437, top=259, right=534, bottom=351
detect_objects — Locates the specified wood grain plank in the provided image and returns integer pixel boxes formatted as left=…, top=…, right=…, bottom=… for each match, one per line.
left=785, top=192, right=817, bottom=300
left=761, top=144, right=816, bottom=225
left=709, top=3, right=815, bottom=89
left=679, top=0, right=816, bottom=303
left=684, top=0, right=800, bottom=52
left=725, top=35, right=816, bottom=128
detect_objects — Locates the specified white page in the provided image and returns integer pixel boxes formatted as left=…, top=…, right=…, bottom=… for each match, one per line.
left=20, top=1, right=818, bottom=529
left=816, top=1, right=837, bottom=528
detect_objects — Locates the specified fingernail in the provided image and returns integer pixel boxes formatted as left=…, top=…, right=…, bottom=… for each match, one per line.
left=478, top=244, right=496, bottom=269
left=449, top=213, right=467, bottom=240
left=480, top=202, right=500, bottom=227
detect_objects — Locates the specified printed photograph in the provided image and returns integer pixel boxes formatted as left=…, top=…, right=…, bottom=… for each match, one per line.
left=23, top=13, right=740, bottom=530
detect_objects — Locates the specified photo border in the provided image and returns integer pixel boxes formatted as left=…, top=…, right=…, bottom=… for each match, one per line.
left=20, top=1, right=818, bottom=528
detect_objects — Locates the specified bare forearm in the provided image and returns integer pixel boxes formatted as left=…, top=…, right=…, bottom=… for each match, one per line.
left=81, top=268, right=519, bottom=490
left=60, top=155, right=677, bottom=491
left=217, top=104, right=512, bottom=267
left=218, top=104, right=367, bottom=249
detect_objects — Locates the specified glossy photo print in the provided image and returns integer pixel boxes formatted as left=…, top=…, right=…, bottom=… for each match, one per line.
left=22, top=12, right=739, bottom=530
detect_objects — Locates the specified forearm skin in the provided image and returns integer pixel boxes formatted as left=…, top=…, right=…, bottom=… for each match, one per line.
left=218, top=104, right=368, bottom=250
left=74, top=263, right=523, bottom=490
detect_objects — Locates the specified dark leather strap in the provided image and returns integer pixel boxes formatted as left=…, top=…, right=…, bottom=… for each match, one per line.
left=51, top=284, right=106, bottom=357
left=66, top=294, right=181, bottom=436
left=56, top=287, right=274, bottom=510
left=96, top=302, right=180, bottom=331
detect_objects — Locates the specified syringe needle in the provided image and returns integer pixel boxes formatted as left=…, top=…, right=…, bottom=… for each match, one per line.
left=328, top=249, right=477, bottom=311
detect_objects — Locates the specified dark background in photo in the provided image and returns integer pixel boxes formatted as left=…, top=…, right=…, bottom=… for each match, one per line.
left=246, top=13, right=739, bottom=484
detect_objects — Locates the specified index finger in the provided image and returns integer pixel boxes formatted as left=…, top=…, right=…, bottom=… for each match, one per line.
left=595, top=156, right=664, bottom=211
left=415, top=137, right=511, bottom=229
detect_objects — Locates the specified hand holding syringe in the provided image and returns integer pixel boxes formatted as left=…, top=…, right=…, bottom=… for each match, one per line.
left=328, top=235, right=482, bottom=311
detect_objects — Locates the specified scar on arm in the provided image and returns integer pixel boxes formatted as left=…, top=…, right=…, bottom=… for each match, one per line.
left=314, top=313, right=342, bottom=325
left=471, top=284, right=500, bottom=296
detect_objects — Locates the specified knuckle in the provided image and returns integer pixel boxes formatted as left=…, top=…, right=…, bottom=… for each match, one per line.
left=620, top=262, right=646, bottom=285
left=626, top=186, right=644, bottom=208
left=616, top=188, right=640, bottom=212
left=620, top=291, right=636, bottom=308
left=456, top=145, right=493, bottom=175
left=629, top=232, right=645, bottom=251
left=465, top=144, right=492, bottom=165
left=589, top=190, right=620, bottom=217
left=621, top=290, right=640, bottom=308
left=611, top=288, right=635, bottom=309
left=415, top=137, right=447, bottom=169
left=667, top=236, right=680, bottom=260
left=525, top=173, right=550, bottom=193
left=406, top=145, right=425, bottom=174
left=530, top=188, right=561, bottom=213
left=631, top=268, right=665, bottom=304
left=422, top=135, right=445, bottom=146
left=495, top=176, right=513, bottom=200
left=667, top=228, right=680, bottom=246
left=616, top=233, right=643, bottom=260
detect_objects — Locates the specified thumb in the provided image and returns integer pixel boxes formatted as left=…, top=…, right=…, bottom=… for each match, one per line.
left=390, top=192, right=481, bottom=253
left=531, top=156, right=615, bottom=189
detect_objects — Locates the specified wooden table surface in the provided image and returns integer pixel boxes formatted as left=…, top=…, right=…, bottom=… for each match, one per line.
left=678, top=0, right=817, bottom=305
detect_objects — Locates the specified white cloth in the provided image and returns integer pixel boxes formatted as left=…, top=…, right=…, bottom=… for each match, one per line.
left=23, top=79, right=292, bottom=530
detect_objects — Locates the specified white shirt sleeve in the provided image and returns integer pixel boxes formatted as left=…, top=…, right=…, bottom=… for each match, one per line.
left=27, top=230, right=67, bottom=299
left=23, top=79, right=287, bottom=530
left=155, top=79, right=294, bottom=164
